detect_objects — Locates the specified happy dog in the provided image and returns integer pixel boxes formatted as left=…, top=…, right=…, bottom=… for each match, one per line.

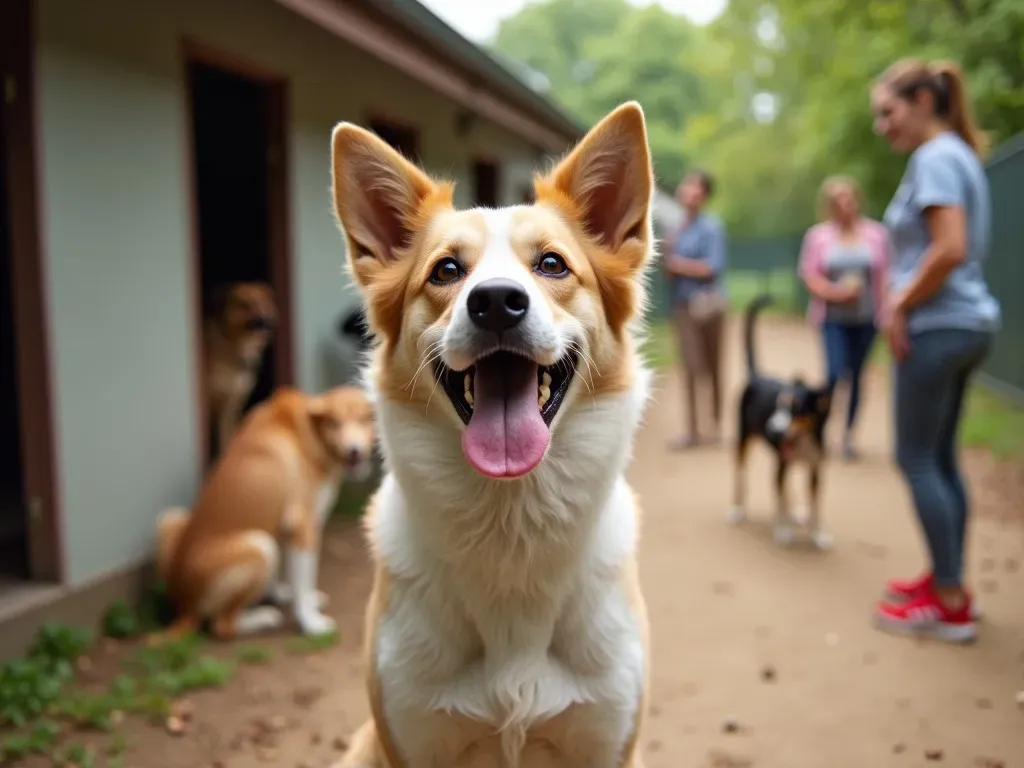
left=203, top=281, right=278, bottom=458
left=730, top=295, right=834, bottom=549
left=330, top=102, right=654, bottom=767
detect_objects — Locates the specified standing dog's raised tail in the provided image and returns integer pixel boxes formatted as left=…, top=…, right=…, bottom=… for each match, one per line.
left=744, top=294, right=774, bottom=379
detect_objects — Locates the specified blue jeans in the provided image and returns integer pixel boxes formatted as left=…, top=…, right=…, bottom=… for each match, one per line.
left=894, top=329, right=991, bottom=587
left=822, top=321, right=877, bottom=430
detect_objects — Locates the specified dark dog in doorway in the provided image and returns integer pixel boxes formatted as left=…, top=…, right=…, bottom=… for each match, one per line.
left=203, top=282, right=278, bottom=458
left=729, top=295, right=834, bottom=548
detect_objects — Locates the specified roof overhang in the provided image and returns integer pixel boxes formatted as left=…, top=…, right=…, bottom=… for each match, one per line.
left=274, top=0, right=583, bottom=152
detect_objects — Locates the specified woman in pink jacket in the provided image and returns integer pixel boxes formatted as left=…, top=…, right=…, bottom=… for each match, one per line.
left=798, top=176, right=891, bottom=459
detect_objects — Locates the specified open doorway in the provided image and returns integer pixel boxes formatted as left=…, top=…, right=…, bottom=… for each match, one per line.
left=1, top=0, right=61, bottom=585
left=185, top=48, right=292, bottom=467
left=0, top=86, right=28, bottom=583
left=471, top=158, right=500, bottom=208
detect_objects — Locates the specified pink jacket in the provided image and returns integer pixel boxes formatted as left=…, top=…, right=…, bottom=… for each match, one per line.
left=797, top=219, right=891, bottom=326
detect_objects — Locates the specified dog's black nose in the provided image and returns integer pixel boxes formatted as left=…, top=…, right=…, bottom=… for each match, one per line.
left=467, top=279, right=529, bottom=334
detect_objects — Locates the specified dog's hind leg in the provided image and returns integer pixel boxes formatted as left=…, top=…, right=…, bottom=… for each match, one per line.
left=333, top=720, right=390, bottom=768
left=772, top=459, right=796, bottom=547
left=807, top=460, right=833, bottom=550
left=727, top=435, right=751, bottom=525
left=188, top=531, right=284, bottom=640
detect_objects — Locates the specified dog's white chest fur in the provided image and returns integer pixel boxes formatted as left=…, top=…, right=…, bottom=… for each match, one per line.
left=368, top=372, right=651, bottom=767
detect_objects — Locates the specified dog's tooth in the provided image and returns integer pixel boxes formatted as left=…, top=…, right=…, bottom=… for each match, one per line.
left=465, top=390, right=473, bottom=406
left=542, top=372, right=552, bottom=388
left=464, top=373, right=472, bottom=392
left=538, top=384, right=551, bottom=408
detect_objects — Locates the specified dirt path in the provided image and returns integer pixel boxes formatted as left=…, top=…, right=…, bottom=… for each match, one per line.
left=21, top=317, right=1024, bottom=768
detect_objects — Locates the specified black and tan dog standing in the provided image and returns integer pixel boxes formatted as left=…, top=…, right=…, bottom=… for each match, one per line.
left=729, top=295, right=834, bottom=548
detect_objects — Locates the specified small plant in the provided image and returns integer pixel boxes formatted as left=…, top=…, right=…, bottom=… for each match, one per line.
left=235, top=645, right=273, bottom=665
left=58, top=742, right=96, bottom=768
left=101, top=600, right=140, bottom=640
left=287, top=629, right=340, bottom=655
left=107, top=732, right=128, bottom=757
left=56, top=691, right=121, bottom=731
left=28, top=623, right=93, bottom=667
left=0, top=720, right=59, bottom=761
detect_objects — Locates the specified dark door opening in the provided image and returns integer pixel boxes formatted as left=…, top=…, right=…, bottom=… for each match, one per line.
left=186, top=56, right=291, bottom=466
left=369, top=118, right=419, bottom=160
left=472, top=159, right=500, bottom=208
left=0, top=86, right=29, bottom=582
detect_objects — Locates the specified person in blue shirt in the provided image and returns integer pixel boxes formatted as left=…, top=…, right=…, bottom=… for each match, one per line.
left=663, top=170, right=728, bottom=450
left=870, top=59, right=1000, bottom=643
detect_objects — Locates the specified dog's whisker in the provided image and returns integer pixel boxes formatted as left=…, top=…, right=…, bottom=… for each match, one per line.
left=406, top=344, right=445, bottom=397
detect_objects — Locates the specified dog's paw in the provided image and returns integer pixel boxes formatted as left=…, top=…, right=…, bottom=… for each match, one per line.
left=726, top=506, right=746, bottom=525
left=811, top=530, right=835, bottom=551
left=236, top=605, right=285, bottom=634
left=297, top=611, right=337, bottom=637
left=773, top=524, right=796, bottom=547
left=269, top=584, right=328, bottom=609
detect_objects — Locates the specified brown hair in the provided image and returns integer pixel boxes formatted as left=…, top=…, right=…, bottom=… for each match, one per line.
left=685, top=168, right=715, bottom=198
left=817, top=175, right=862, bottom=222
left=877, top=58, right=988, bottom=156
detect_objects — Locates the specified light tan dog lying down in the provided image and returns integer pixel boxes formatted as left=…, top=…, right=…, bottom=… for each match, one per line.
left=156, top=386, right=374, bottom=640
left=330, top=102, right=655, bottom=767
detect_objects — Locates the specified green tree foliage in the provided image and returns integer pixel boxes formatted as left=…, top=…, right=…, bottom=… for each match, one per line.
left=490, top=0, right=1022, bottom=238
left=492, top=0, right=712, bottom=189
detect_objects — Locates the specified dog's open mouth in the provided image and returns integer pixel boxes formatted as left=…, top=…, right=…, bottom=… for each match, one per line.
left=436, top=349, right=577, bottom=479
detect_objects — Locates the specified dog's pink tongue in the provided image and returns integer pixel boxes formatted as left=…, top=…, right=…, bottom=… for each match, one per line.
left=462, top=355, right=549, bottom=478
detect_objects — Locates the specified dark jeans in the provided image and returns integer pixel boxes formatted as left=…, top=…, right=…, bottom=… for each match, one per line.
left=822, top=321, right=877, bottom=430
left=894, top=328, right=992, bottom=587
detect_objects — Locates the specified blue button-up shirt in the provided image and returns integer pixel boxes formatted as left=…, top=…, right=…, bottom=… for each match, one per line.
left=666, top=212, right=727, bottom=306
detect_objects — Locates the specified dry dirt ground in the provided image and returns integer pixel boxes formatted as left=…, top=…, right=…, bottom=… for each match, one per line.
left=23, top=317, right=1024, bottom=768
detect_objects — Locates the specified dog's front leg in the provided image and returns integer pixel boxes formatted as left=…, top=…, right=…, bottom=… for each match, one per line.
left=772, top=459, right=795, bottom=547
left=807, top=460, right=833, bottom=550
left=728, top=435, right=751, bottom=524
left=285, top=503, right=336, bottom=636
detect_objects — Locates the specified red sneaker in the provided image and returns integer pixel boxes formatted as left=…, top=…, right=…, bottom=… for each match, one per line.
left=884, top=571, right=983, bottom=621
left=884, top=571, right=933, bottom=602
left=874, top=588, right=977, bottom=644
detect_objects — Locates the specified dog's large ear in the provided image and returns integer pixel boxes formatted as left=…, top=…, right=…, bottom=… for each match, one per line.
left=331, top=123, right=450, bottom=287
left=537, top=102, right=653, bottom=254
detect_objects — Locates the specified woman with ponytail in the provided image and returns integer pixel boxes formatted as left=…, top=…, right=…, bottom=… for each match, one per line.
left=870, top=59, right=1000, bottom=643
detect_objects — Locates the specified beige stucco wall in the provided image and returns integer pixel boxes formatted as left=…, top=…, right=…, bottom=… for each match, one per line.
left=36, top=0, right=557, bottom=584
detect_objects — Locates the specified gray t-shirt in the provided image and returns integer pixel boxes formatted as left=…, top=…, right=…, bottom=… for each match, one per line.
left=883, top=131, right=1000, bottom=335
left=824, top=242, right=875, bottom=325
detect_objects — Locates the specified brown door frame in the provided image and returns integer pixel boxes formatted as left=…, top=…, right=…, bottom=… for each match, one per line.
left=181, top=39, right=294, bottom=472
left=1, top=0, right=64, bottom=582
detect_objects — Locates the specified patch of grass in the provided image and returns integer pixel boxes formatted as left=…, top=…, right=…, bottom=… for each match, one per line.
left=235, top=644, right=274, bottom=666
left=287, top=629, right=340, bottom=655
left=640, top=321, right=674, bottom=371
left=961, top=386, right=1024, bottom=459
left=1, top=603, right=238, bottom=764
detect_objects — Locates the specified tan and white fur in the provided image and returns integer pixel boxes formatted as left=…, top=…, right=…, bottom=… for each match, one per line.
left=155, top=386, right=374, bottom=641
left=204, top=282, right=278, bottom=458
left=329, top=102, right=655, bottom=767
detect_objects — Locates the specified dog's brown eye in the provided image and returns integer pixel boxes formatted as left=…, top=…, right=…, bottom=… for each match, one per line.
left=537, top=253, right=569, bottom=277
left=429, top=257, right=464, bottom=285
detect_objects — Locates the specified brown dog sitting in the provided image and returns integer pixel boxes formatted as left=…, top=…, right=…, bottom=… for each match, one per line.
left=203, top=282, right=278, bottom=458
left=155, top=386, right=375, bottom=640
